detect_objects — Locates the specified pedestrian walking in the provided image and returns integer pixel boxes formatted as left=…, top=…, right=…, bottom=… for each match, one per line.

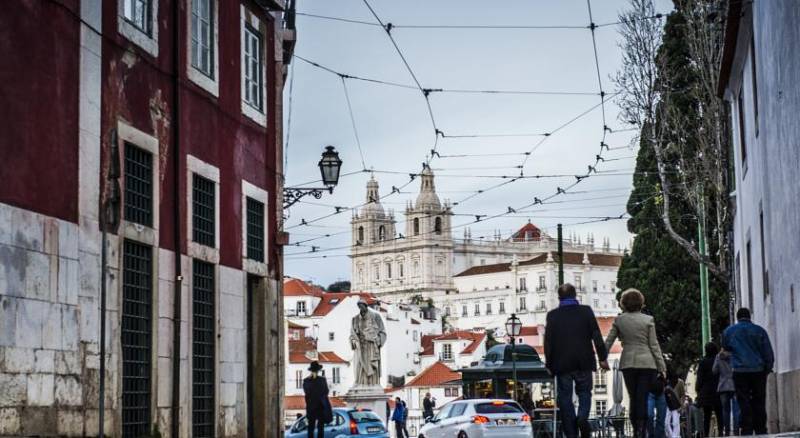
left=647, top=390, right=667, bottom=438
left=713, top=348, right=738, bottom=435
left=604, top=289, right=667, bottom=438
left=544, top=283, right=610, bottom=438
left=696, top=342, right=724, bottom=436
left=303, top=361, right=332, bottom=438
left=401, top=400, right=410, bottom=438
left=391, top=397, right=407, bottom=438
left=664, top=383, right=681, bottom=438
left=721, top=308, right=774, bottom=435
left=422, top=392, right=435, bottom=422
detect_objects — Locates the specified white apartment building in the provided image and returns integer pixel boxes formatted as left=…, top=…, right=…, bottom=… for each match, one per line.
left=719, top=0, right=800, bottom=431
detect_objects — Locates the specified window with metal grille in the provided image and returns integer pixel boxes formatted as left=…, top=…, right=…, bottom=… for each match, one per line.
left=192, top=259, right=215, bottom=438
left=121, top=240, right=152, bottom=437
left=122, top=0, right=152, bottom=35
left=245, top=197, right=264, bottom=262
left=124, top=143, right=154, bottom=227
left=191, top=0, right=214, bottom=78
left=242, top=24, right=263, bottom=111
left=192, top=174, right=215, bottom=247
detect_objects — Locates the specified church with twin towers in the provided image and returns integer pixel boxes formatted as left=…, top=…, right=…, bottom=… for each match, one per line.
left=350, top=165, right=624, bottom=326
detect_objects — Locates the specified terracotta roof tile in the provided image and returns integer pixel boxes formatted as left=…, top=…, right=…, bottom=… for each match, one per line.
left=311, top=292, right=378, bottom=317
left=519, top=326, right=539, bottom=336
left=511, top=221, right=543, bottom=242
left=404, top=362, right=461, bottom=387
left=288, top=351, right=348, bottom=364
left=284, top=278, right=324, bottom=297
left=420, top=331, right=486, bottom=356
left=288, top=320, right=307, bottom=329
left=285, top=395, right=347, bottom=410
left=420, top=334, right=437, bottom=356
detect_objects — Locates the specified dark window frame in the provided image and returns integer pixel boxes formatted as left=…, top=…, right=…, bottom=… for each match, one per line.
left=192, top=174, right=216, bottom=247
left=192, top=259, right=216, bottom=438
left=124, top=142, right=154, bottom=227
left=245, top=196, right=265, bottom=262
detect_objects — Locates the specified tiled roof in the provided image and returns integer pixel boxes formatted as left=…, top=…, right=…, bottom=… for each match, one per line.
left=511, top=221, right=542, bottom=242
left=454, top=251, right=622, bottom=277
left=285, top=395, right=347, bottom=410
left=288, top=337, right=316, bottom=353
left=288, top=351, right=348, bottom=364
left=284, top=278, right=324, bottom=297
left=404, top=362, right=461, bottom=387
left=420, top=331, right=486, bottom=356
left=311, top=292, right=378, bottom=317
left=519, top=326, right=539, bottom=336
left=288, top=320, right=307, bottom=329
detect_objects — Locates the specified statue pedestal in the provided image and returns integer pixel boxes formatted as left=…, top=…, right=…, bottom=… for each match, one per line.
left=342, top=385, right=390, bottom=424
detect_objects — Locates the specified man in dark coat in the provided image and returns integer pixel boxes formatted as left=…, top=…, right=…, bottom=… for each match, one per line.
left=545, top=283, right=609, bottom=438
left=695, top=342, right=723, bottom=436
left=422, top=392, right=435, bottom=421
left=303, top=361, right=331, bottom=438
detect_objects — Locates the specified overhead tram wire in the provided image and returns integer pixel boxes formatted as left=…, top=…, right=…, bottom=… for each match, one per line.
left=340, top=76, right=368, bottom=170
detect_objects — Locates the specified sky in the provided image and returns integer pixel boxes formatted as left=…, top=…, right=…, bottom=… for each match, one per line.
left=282, top=0, right=673, bottom=287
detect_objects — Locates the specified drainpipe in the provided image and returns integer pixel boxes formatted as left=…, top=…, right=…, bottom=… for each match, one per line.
left=170, top=1, right=183, bottom=437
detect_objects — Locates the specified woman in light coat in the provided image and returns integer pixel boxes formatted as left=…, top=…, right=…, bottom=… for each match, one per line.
left=605, top=289, right=667, bottom=438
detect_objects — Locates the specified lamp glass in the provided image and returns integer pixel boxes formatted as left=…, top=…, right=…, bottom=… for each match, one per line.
left=318, top=145, right=342, bottom=187
left=505, top=314, right=522, bottom=337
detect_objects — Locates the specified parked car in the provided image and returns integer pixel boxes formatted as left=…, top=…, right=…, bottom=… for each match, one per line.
left=286, top=408, right=389, bottom=438
left=418, top=399, right=532, bottom=438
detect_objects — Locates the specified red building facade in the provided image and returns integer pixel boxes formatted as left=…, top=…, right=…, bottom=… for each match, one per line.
left=0, top=0, right=294, bottom=436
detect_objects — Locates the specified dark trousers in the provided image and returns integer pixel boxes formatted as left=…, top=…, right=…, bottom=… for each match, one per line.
left=621, top=368, right=657, bottom=436
left=702, top=401, right=723, bottom=437
left=733, top=371, right=767, bottom=435
left=394, top=421, right=406, bottom=438
left=556, top=370, right=593, bottom=438
left=307, top=416, right=325, bottom=438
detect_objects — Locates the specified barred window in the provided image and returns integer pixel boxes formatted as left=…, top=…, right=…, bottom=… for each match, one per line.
left=192, top=174, right=216, bottom=247
left=124, top=143, right=153, bottom=227
left=192, top=259, right=216, bottom=437
left=191, top=0, right=214, bottom=77
left=121, top=240, right=152, bottom=437
left=122, top=0, right=152, bottom=35
left=246, top=197, right=265, bottom=262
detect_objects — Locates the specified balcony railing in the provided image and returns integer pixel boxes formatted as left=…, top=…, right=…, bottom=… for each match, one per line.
left=536, top=286, right=547, bottom=292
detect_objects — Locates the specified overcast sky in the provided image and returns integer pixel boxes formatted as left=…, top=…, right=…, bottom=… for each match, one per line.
left=282, top=0, right=673, bottom=287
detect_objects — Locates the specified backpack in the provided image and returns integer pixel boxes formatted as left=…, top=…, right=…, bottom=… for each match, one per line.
left=665, top=386, right=681, bottom=411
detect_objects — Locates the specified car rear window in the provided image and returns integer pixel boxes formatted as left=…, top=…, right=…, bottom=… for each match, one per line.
left=475, top=402, right=524, bottom=414
left=349, top=411, right=382, bottom=423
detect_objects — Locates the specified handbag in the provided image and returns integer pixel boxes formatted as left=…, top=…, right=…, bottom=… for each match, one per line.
left=649, top=374, right=665, bottom=396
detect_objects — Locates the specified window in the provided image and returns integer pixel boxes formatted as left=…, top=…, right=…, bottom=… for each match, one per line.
left=442, top=344, right=453, bottom=361
left=192, top=259, right=216, bottom=438
left=379, top=225, right=386, bottom=241
left=595, top=399, right=607, bottom=417
left=610, top=281, right=616, bottom=291
left=738, top=86, right=748, bottom=174
left=124, top=143, right=154, bottom=227
left=499, top=301, right=505, bottom=314
left=295, top=370, right=303, bottom=389
left=386, top=262, right=392, bottom=279
left=192, top=174, right=216, bottom=247
left=414, top=218, right=420, bottom=235
left=791, top=284, right=796, bottom=313
left=462, top=305, right=468, bottom=317
left=474, top=303, right=480, bottom=316
left=486, top=303, right=492, bottom=315
left=328, top=332, right=334, bottom=341
left=332, top=367, right=341, bottom=384
left=296, top=301, right=306, bottom=315
left=519, top=277, right=527, bottom=291
left=480, top=259, right=486, bottom=265
left=538, top=300, right=546, bottom=311
left=245, top=197, right=265, bottom=262
left=759, top=208, right=768, bottom=298
left=434, top=217, right=442, bottom=234
left=242, top=24, right=263, bottom=112
left=122, top=0, right=151, bottom=35
left=413, top=330, right=418, bottom=341
left=519, top=297, right=527, bottom=311
left=746, top=239, right=754, bottom=307
left=413, top=260, right=420, bottom=276
left=374, top=264, right=380, bottom=280
left=593, top=299, right=599, bottom=308
left=594, top=371, right=606, bottom=392
left=592, top=280, right=598, bottom=293
left=121, top=240, right=153, bottom=437
left=538, top=275, right=546, bottom=291
left=575, top=274, right=582, bottom=290
left=191, top=0, right=214, bottom=77
left=357, top=226, right=364, bottom=243
left=399, top=262, right=404, bottom=278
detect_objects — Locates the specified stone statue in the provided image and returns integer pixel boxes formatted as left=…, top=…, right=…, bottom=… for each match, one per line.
left=350, top=299, right=386, bottom=386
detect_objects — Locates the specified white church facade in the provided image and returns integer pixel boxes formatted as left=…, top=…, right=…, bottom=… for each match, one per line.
left=350, top=166, right=625, bottom=330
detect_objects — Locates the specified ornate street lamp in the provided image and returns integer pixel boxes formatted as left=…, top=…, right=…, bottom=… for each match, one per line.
left=283, top=145, right=342, bottom=209
left=505, top=313, right=522, bottom=401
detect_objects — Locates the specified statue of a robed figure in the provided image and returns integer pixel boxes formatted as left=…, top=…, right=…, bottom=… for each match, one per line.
left=349, top=299, right=387, bottom=386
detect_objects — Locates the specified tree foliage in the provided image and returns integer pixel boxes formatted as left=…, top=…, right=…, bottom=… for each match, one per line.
left=327, top=280, right=351, bottom=292
left=615, top=3, right=730, bottom=378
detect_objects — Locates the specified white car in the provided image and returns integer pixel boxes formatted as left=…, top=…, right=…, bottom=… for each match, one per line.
left=418, top=399, right=532, bottom=438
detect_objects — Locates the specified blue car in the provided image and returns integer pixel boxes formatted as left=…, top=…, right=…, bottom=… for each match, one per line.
left=286, top=408, right=390, bottom=438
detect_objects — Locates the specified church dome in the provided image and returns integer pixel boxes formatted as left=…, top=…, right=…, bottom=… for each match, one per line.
left=414, top=165, right=441, bottom=210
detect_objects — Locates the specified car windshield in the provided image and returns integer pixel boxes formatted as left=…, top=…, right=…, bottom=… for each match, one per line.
left=349, top=411, right=382, bottom=423
left=475, top=402, right=524, bottom=414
